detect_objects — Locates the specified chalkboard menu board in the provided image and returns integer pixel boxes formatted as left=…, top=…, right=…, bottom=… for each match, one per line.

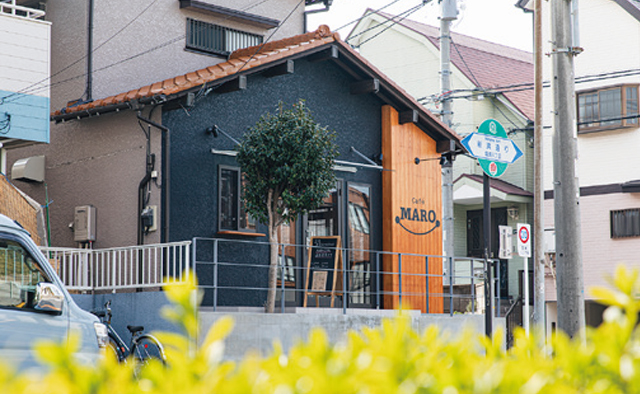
left=304, top=236, right=343, bottom=307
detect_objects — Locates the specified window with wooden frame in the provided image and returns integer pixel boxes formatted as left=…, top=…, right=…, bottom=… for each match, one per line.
left=218, top=166, right=256, bottom=233
left=577, top=84, right=639, bottom=132
left=186, top=18, right=263, bottom=56
left=611, top=208, right=640, bottom=238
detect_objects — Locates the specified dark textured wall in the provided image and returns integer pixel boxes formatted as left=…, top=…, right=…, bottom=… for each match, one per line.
left=163, top=58, right=384, bottom=307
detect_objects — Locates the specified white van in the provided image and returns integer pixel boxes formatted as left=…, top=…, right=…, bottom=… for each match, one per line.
left=0, top=214, right=107, bottom=372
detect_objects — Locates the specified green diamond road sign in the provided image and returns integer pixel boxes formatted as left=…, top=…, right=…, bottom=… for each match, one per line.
left=460, top=119, right=522, bottom=178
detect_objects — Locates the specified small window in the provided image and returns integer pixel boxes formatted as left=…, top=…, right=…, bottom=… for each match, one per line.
left=577, top=85, right=639, bottom=132
left=611, top=208, right=640, bottom=238
left=186, top=18, right=263, bottom=56
left=218, top=166, right=256, bottom=232
left=0, top=239, right=52, bottom=310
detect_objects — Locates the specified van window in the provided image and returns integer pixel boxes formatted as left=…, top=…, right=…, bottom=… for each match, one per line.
left=0, top=239, right=51, bottom=310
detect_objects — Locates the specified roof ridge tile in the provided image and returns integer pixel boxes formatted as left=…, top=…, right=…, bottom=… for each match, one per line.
left=229, top=24, right=333, bottom=60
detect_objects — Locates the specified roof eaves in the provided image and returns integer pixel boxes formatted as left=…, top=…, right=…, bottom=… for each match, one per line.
left=332, top=39, right=462, bottom=149
left=612, top=0, right=640, bottom=21
left=455, top=173, right=533, bottom=197
left=52, top=26, right=339, bottom=123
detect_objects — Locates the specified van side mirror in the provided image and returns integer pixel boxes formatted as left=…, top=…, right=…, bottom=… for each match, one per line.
left=34, top=283, right=64, bottom=315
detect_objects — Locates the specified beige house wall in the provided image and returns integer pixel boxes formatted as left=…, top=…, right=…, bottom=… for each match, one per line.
left=47, top=0, right=304, bottom=106
left=6, top=1, right=306, bottom=248
left=7, top=110, right=162, bottom=248
left=544, top=192, right=640, bottom=302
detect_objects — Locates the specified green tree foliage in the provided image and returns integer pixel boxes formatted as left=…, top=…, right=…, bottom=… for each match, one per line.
left=6, top=267, right=640, bottom=393
left=236, top=101, right=338, bottom=313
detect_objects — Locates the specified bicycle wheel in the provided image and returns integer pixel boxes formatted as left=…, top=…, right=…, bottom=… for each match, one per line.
left=108, top=334, right=126, bottom=362
left=131, top=334, right=166, bottom=365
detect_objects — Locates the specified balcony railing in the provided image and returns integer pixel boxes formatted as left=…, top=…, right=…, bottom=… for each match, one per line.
left=0, top=0, right=46, bottom=20
left=40, top=241, right=192, bottom=292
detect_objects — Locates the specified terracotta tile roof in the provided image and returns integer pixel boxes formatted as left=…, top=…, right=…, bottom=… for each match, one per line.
left=51, top=25, right=461, bottom=148
left=457, top=174, right=533, bottom=197
left=367, top=11, right=534, bottom=121
left=52, top=25, right=339, bottom=118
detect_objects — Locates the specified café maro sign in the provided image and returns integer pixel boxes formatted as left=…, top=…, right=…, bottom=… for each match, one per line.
left=395, top=197, right=440, bottom=236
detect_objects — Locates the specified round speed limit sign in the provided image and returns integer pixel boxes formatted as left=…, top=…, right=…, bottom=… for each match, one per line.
left=517, top=223, right=531, bottom=258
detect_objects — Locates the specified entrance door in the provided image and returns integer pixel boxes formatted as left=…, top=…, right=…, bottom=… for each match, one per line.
left=346, top=183, right=372, bottom=307
left=305, top=183, right=343, bottom=241
left=300, top=183, right=343, bottom=306
left=297, top=181, right=375, bottom=308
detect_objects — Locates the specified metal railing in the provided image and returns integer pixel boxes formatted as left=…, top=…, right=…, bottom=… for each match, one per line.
left=40, top=241, right=192, bottom=292
left=192, top=237, right=501, bottom=316
left=505, top=296, right=523, bottom=349
left=0, top=0, right=46, bottom=20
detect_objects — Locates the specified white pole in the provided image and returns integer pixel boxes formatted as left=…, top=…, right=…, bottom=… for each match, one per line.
left=524, top=257, right=530, bottom=335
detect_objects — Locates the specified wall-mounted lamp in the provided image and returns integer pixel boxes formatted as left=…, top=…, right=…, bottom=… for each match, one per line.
left=507, top=206, right=519, bottom=220
left=206, top=124, right=240, bottom=145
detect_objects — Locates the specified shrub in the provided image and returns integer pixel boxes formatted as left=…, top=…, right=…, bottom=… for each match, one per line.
left=3, top=266, right=640, bottom=393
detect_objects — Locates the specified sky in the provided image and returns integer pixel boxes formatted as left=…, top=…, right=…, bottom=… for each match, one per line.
left=306, top=0, right=534, bottom=52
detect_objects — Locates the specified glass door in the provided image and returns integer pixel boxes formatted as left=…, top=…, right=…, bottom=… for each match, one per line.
left=347, top=183, right=372, bottom=307
left=301, top=182, right=343, bottom=306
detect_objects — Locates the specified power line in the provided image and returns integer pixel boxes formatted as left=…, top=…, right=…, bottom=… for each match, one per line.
left=450, top=37, right=521, bottom=128
left=1, top=0, right=160, bottom=105
left=333, top=0, right=404, bottom=33
left=38, top=0, right=306, bottom=115
left=350, top=2, right=431, bottom=48
left=0, top=0, right=280, bottom=106
left=417, top=68, right=640, bottom=103
left=234, top=0, right=305, bottom=77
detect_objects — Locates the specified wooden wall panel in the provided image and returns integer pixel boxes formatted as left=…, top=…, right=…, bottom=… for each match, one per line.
left=381, top=105, right=443, bottom=313
left=0, top=175, right=42, bottom=245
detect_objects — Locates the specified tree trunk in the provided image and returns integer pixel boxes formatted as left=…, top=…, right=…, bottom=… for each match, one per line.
left=265, top=190, right=278, bottom=313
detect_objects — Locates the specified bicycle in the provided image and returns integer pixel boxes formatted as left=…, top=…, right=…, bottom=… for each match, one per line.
left=91, top=300, right=166, bottom=366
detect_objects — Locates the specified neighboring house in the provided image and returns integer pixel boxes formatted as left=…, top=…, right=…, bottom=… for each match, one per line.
left=533, top=0, right=640, bottom=330
left=0, top=174, right=45, bottom=245
left=9, top=21, right=463, bottom=311
left=5, top=0, right=328, bottom=249
left=0, top=1, right=50, bottom=242
left=347, top=11, right=534, bottom=307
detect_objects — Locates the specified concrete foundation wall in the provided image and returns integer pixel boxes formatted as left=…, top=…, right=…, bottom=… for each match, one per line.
left=199, top=308, right=505, bottom=361
left=72, top=292, right=504, bottom=362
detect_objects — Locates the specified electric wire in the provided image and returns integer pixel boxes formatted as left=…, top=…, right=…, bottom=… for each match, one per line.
left=0, top=0, right=280, bottom=106
left=332, top=0, right=404, bottom=33
left=43, top=0, right=305, bottom=116
left=419, top=68, right=640, bottom=103
left=233, top=0, right=306, bottom=77
left=450, top=37, right=522, bottom=129
left=349, top=2, right=431, bottom=48
left=0, top=0, right=160, bottom=105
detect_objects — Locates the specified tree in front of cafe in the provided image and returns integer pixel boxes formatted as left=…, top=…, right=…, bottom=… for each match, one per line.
left=236, top=101, right=338, bottom=313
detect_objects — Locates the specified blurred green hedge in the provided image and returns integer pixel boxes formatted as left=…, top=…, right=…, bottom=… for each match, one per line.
left=3, top=266, right=640, bottom=394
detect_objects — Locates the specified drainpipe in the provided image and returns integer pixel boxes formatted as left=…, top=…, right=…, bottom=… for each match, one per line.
left=303, top=0, right=332, bottom=33
left=85, top=0, right=94, bottom=101
left=136, top=111, right=170, bottom=245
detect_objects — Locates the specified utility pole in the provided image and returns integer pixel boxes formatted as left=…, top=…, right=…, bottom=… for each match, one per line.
left=551, top=0, right=585, bottom=337
left=532, top=0, right=546, bottom=340
left=440, top=0, right=457, bottom=262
